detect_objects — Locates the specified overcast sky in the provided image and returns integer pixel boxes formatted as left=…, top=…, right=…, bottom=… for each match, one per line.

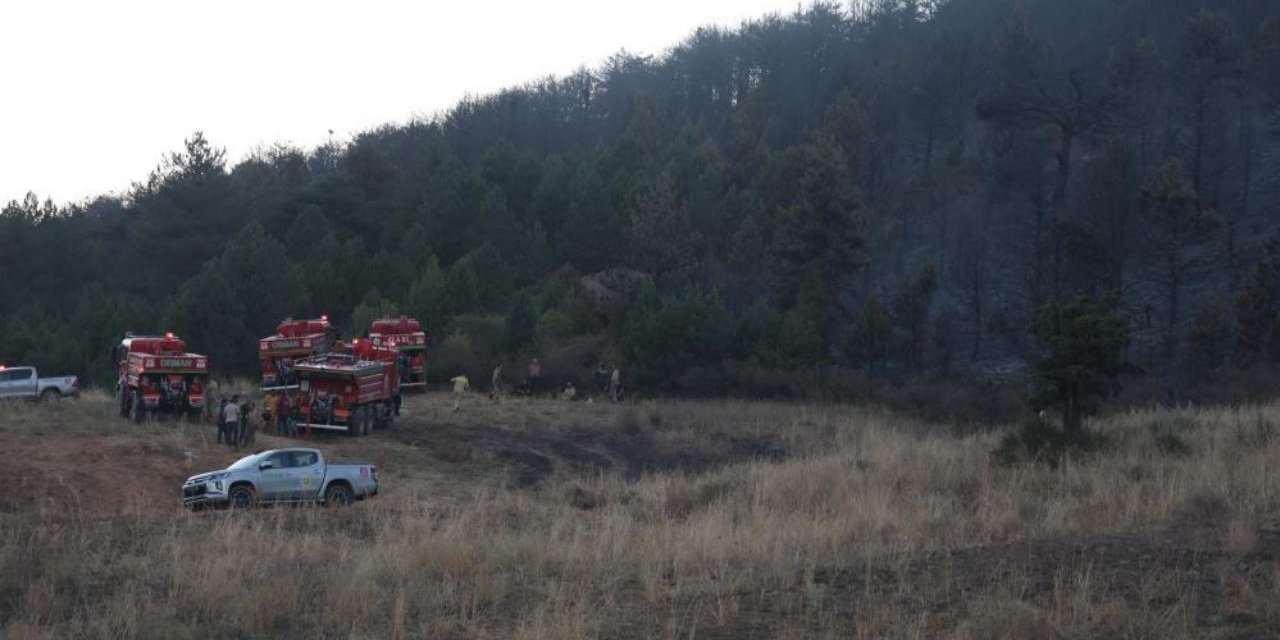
left=0, top=0, right=805, bottom=207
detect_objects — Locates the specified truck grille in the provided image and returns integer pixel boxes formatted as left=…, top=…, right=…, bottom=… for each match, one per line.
left=183, top=484, right=207, bottom=498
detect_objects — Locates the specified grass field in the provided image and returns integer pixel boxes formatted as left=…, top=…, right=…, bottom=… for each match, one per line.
left=1, top=389, right=1279, bottom=638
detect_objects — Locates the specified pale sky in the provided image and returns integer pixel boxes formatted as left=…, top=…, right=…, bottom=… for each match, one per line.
left=0, top=0, right=804, bottom=207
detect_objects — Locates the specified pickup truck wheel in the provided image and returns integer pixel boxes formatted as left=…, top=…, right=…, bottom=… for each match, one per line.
left=229, top=485, right=256, bottom=510
left=324, top=483, right=353, bottom=507
left=40, top=389, right=61, bottom=403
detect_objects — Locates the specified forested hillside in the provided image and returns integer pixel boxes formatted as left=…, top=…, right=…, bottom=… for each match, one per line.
left=3, top=0, right=1279, bottom=401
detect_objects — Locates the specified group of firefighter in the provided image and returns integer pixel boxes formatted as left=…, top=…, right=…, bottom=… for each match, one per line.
left=449, top=358, right=623, bottom=412
left=206, top=386, right=299, bottom=448
left=211, top=393, right=255, bottom=449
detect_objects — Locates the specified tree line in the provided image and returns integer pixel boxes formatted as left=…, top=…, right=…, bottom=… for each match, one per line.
left=2, top=0, right=1279, bottom=406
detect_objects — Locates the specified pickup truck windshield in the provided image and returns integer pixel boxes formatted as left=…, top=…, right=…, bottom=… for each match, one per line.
left=228, top=453, right=265, bottom=470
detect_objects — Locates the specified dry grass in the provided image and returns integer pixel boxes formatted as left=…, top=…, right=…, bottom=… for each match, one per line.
left=2, top=392, right=1279, bottom=638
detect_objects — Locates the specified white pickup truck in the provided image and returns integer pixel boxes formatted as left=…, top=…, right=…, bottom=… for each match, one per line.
left=0, top=366, right=81, bottom=401
left=182, top=448, right=379, bottom=509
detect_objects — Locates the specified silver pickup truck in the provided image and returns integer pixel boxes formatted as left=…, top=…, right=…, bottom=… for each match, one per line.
left=182, top=448, right=378, bottom=509
left=0, top=366, right=80, bottom=401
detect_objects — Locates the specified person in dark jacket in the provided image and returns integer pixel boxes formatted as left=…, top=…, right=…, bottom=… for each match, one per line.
left=239, top=398, right=256, bottom=447
left=278, top=393, right=293, bottom=436
left=216, top=397, right=229, bottom=444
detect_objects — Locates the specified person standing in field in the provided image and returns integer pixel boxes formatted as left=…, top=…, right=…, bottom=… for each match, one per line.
left=216, top=397, right=229, bottom=444
left=490, top=364, right=504, bottom=403
left=560, top=381, right=576, bottom=401
left=278, top=392, right=293, bottom=436
left=204, top=379, right=221, bottom=423
left=609, top=367, right=622, bottom=402
left=527, top=358, right=542, bottom=397
left=239, top=398, right=256, bottom=447
left=222, top=396, right=241, bottom=448
left=264, top=392, right=280, bottom=435
left=594, top=363, right=609, bottom=396
left=450, top=374, right=470, bottom=412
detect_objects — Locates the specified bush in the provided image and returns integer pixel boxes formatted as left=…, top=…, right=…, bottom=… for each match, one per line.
left=536, top=309, right=574, bottom=343
left=425, top=316, right=506, bottom=384
left=1153, top=431, right=1192, bottom=457
left=993, top=416, right=1106, bottom=467
left=537, top=333, right=609, bottom=391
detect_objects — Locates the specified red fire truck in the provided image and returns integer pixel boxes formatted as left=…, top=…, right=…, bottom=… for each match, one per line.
left=112, top=332, right=209, bottom=423
left=369, top=315, right=427, bottom=389
left=293, top=339, right=399, bottom=436
left=258, top=316, right=337, bottom=390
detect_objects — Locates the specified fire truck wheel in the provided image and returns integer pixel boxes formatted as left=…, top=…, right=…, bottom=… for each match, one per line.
left=360, top=406, right=371, bottom=436
left=130, top=391, right=145, bottom=424
left=349, top=407, right=365, bottom=437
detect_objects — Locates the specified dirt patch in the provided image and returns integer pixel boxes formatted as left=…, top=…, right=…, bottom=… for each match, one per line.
left=0, top=432, right=244, bottom=517
left=497, top=448, right=554, bottom=487
left=386, top=394, right=788, bottom=484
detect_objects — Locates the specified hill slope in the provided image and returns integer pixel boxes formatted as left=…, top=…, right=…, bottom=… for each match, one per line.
left=3, top=394, right=1280, bottom=637
left=2, top=0, right=1279, bottom=397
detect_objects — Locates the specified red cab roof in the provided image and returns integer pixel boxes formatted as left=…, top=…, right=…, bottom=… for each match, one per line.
left=371, top=315, right=422, bottom=334
left=276, top=317, right=332, bottom=338
left=123, top=334, right=187, bottom=354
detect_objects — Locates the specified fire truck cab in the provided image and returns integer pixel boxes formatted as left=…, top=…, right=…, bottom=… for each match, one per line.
left=113, top=332, right=209, bottom=423
left=293, top=339, right=400, bottom=436
left=369, top=316, right=427, bottom=389
left=258, top=317, right=336, bottom=390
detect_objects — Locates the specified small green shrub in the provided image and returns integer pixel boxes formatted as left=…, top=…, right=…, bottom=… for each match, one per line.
left=993, top=416, right=1105, bottom=467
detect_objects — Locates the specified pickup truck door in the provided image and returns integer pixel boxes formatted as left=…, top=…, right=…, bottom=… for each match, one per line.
left=257, top=452, right=294, bottom=500
left=0, top=369, right=34, bottom=399
left=15, top=369, right=38, bottom=398
left=287, top=450, right=324, bottom=499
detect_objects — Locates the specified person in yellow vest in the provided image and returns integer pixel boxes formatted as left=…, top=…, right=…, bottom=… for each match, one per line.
left=450, top=374, right=470, bottom=413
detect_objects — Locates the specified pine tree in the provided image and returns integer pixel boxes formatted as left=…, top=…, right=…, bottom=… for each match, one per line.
left=769, top=135, right=867, bottom=335
left=844, top=293, right=893, bottom=372
left=504, top=292, right=538, bottom=354
left=1139, top=161, right=1218, bottom=361
left=1028, top=295, right=1133, bottom=434
left=1187, top=296, right=1231, bottom=380
left=406, top=255, right=449, bottom=335
left=1236, top=237, right=1280, bottom=365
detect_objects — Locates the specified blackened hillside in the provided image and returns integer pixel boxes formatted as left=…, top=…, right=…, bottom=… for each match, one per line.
left=3, top=0, right=1279, bottom=399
